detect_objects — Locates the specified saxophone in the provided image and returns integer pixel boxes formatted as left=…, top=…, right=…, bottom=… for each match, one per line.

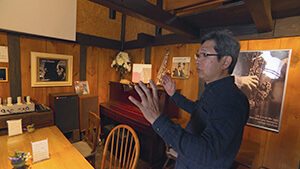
left=156, top=49, right=170, bottom=85
left=248, top=52, right=272, bottom=109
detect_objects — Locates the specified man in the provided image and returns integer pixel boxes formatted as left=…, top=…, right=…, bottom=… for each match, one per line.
left=56, top=61, right=66, bottom=81
left=129, top=30, right=249, bottom=169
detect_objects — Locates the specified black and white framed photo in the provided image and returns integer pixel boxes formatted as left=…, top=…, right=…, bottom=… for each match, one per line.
left=0, top=67, right=8, bottom=82
left=232, top=49, right=292, bottom=132
left=31, top=52, right=73, bottom=87
left=171, top=57, right=191, bottom=79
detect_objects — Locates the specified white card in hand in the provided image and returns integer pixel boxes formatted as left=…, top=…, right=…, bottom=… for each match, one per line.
left=31, top=139, right=50, bottom=163
left=7, top=119, right=23, bottom=136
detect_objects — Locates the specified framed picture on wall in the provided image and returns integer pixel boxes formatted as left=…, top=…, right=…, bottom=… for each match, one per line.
left=0, top=67, right=8, bottom=82
left=232, top=49, right=292, bottom=132
left=171, top=57, right=190, bottom=79
left=74, top=81, right=90, bottom=95
left=132, top=64, right=152, bottom=83
left=31, top=52, right=73, bottom=87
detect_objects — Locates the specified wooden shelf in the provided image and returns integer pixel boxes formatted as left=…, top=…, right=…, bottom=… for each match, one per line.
left=0, top=110, right=53, bottom=136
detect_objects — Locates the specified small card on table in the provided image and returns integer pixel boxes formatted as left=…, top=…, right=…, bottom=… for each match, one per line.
left=7, top=119, right=23, bottom=136
left=31, top=139, right=50, bottom=163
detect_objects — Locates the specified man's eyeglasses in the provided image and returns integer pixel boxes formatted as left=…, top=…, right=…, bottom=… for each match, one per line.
left=194, top=53, right=222, bottom=60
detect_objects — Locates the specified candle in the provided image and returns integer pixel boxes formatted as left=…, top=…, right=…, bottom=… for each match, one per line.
left=26, top=96, right=31, bottom=103
left=17, top=96, right=22, bottom=104
left=7, top=97, right=12, bottom=105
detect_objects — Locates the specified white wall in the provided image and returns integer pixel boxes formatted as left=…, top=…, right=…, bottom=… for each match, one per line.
left=0, top=0, right=77, bottom=41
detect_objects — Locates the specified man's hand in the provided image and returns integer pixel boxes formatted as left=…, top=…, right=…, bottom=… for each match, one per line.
left=161, top=74, right=176, bottom=96
left=235, top=75, right=259, bottom=91
left=128, top=80, right=162, bottom=124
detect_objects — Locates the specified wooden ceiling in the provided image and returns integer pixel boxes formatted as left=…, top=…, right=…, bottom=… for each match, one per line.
left=89, top=0, right=300, bottom=39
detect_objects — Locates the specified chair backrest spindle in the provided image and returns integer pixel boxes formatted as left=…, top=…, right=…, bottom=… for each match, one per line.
left=101, top=124, right=140, bottom=169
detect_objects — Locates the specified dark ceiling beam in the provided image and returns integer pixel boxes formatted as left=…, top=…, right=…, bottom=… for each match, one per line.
left=124, top=23, right=259, bottom=49
left=271, top=0, right=300, bottom=19
left=76, top=33, right=121, bottom=50
left=137, top=33, right=155, bottom=44
left=244, top=0, right=273, bottom=32
left=180, top=1, right=252, bottom=28
left=89, top=0, right=199, bottom=39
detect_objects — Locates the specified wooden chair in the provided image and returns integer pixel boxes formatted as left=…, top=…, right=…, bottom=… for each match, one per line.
left=162, top=118, right=187, bottom=169
left=72, top=111, right=100, bottom=167
left=101, top=124, right=140, bottom=169
left=162, top=144, right=178, bottom=169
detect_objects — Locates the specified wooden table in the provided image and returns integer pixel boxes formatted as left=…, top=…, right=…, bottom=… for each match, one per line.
left=0, top=126, right=94, bottom=169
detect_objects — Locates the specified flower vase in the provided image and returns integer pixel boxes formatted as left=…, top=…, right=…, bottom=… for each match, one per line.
left=11, top=159, right=26, bottom=168
left=119, top=71, right=124, bottom=82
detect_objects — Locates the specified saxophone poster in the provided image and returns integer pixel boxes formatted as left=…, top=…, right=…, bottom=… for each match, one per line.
left=171, top=57, right=191, bottom=79
left=232, top=49, right=292, bottom=132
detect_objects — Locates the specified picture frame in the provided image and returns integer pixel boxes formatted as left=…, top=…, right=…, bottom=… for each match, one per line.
left=232, top=49, right=292, bottom=132
left=171, top=57, right=190, bottom=79
left=74, top=81, right=90, bottom=95
left=132, top=64, right=152, bottom=83
left=31, top=52, right=73, bottom=87
left=0, top=67, right=8, bottom=82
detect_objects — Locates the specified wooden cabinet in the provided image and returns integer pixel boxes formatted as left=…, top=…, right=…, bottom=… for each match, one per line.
left=0, top=111, right=53, bottom=135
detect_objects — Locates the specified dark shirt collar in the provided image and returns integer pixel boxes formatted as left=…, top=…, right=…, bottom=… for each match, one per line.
left=204, top=76, right=234, bottom=89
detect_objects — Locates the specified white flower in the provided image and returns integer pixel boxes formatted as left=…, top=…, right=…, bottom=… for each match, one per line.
left=127, top=65, right=131, bottom=72
left=117, top=57, right=124, bottom=66
left=111, top=52, right=132, bottom=73
left=111, top=60, right=116, bottom=67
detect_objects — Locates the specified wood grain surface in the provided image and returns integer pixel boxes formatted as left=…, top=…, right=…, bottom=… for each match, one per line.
left=0, top=126, right=93, bottom=169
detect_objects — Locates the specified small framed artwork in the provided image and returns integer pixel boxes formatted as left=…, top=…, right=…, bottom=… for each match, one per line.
left=0, top=67, right=8, bottom=82
left=74, top=81, right=90, bottom=95
left=132, top=64, right=152, bottom=83
left=171, top=57, right=190, bottom=79
left=31, top=52, right=73, bottom=87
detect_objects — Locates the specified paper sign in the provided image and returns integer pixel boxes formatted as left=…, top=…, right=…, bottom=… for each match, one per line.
left=0, top=46, right=9, bottom=63
left=7, top=119, right=23, bottom=136
left=31, top=139, right=50, bottom=163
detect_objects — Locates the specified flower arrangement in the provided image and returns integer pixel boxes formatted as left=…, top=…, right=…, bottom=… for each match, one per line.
left=111, top=52, right=131, bottom=80
left=26, top=124, right=35, bottom=133
left=9, top=150, right=31, bottom=168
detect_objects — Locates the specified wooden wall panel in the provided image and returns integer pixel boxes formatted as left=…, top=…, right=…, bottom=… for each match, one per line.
left=125, top=16, right=156, bottom=42
left=151, top=44, right=199, bottom=119
left=97, top=48, right=119, bottom=103
left=123, top=0, right=157, bottom=41
left=20, top=37, right=46, bottom=104
left=124, top=48, right=145, bottom=81
left=238, top=40, right=266, bottom=168
left=0, top=32, right=10, bottom=99
left=77, top=0, right=122, bottom=41
left=20, top=37, right=80, bottom=105
left=243, top=38, right=282, bottom=169
left=45, top=40, right=80, bottom=97
left=239, top=40, right=249, bottom=51
left=261, top=37, right=300, bottom=169
left=86, top=46, right=99, bottom=95
left=146, top=0, right=157, bottom=5
left=238, top=38, right=300, bottom=169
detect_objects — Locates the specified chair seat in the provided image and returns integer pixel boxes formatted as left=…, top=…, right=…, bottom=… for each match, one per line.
left=166, top=148, right=178, bottom=158
left=73, top=141, right=95, bottom=158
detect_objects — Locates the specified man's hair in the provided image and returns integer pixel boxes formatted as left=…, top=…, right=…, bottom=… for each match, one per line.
left=201, top=30, right=240, bottom=74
